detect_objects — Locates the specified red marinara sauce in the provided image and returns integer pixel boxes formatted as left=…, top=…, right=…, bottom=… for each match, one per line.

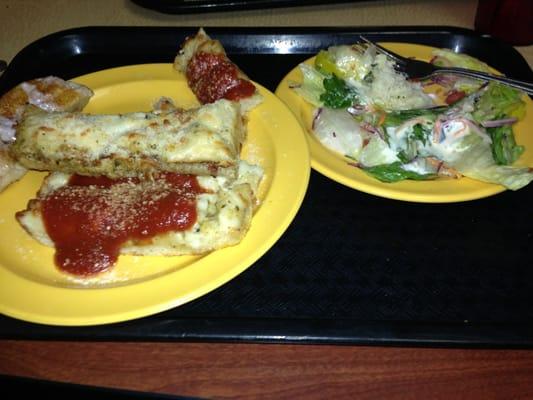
left=41, top=173, right=206, bottom=276
left=186, top=52, right=256, bottom=104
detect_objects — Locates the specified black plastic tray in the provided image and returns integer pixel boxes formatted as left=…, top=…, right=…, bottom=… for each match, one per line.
left=1, top=26, right=533, bottom=347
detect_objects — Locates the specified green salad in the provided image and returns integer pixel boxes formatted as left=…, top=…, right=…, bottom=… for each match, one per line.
left=292, top=43, right=532, bottom=190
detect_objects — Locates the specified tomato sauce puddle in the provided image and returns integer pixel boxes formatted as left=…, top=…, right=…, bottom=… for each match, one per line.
left=41, top=173, right=206, bottom=276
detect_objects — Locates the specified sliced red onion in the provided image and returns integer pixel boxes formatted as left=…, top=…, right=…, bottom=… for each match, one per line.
left=346, top=105, right=365, bottom=116
left=360, top=122, right=384, bottom=140
left=481, top=118, right=518, bottom=128
left=312, top=107, right=323, bottom=130
left=430, top=56, right=454, bottom=68
left=430, top=74, right=458, bottom=87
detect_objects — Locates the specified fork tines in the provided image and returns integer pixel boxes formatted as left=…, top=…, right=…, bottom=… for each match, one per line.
left=359, top=36, right=406, bottom=65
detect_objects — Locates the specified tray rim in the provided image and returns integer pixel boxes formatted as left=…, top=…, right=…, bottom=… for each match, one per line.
left=2, top=315, right=533, bottom=349
left=3, top=25, right=532, bottom=91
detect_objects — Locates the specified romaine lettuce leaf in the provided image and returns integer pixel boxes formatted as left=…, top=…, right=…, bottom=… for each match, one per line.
left=314, top=49, right=345, bottom=78
left=383, top=108, right=443, bottom=128
left=362, top=162, right=437, bottom=183
left=468, top=83, right=526, bottom=165
left=313, top=107, right=365, bottom=159
left=472, top=82, right=526, bottom=122
left=431, top=49, right=496, bottom=95
left=433, top=132, right=533, bottom=190
left=320, top=75, right=360, bottom=109
left=358, top=136, right=399, bottom=167
left=487, top=124, right=525, bottom=165
left=292, top=63, right=327, bottom=107
left=431, top=49, right=492, bottom=72
left=325, top=45, right=373, bottom=81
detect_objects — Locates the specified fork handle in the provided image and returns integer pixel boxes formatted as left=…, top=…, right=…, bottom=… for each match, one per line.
left=433, top=67, right=533, bottom=95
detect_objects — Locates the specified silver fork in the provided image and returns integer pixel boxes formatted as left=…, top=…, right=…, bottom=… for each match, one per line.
left=360, top=36, right=533, bottom=95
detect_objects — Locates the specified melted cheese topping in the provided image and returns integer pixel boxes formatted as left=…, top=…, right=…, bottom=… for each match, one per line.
left=12, top=98, right=245, bottom=178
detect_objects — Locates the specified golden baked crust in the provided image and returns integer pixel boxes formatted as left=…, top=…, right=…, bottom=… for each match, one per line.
left=0, top=76, right=93, bottom=121
left=174, top=28, right=226, bottom=75
left=0, top=76, right=93, bottom=192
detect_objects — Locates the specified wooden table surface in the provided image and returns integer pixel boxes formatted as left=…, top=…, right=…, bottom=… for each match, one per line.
left=1, top=1, right=533, bottom=398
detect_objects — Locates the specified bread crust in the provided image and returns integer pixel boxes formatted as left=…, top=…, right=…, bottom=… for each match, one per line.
left=0, top=76, right=93, bottom=192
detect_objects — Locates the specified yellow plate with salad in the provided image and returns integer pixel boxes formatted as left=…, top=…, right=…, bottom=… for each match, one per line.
left=276, top=42, right=533, bottom=203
